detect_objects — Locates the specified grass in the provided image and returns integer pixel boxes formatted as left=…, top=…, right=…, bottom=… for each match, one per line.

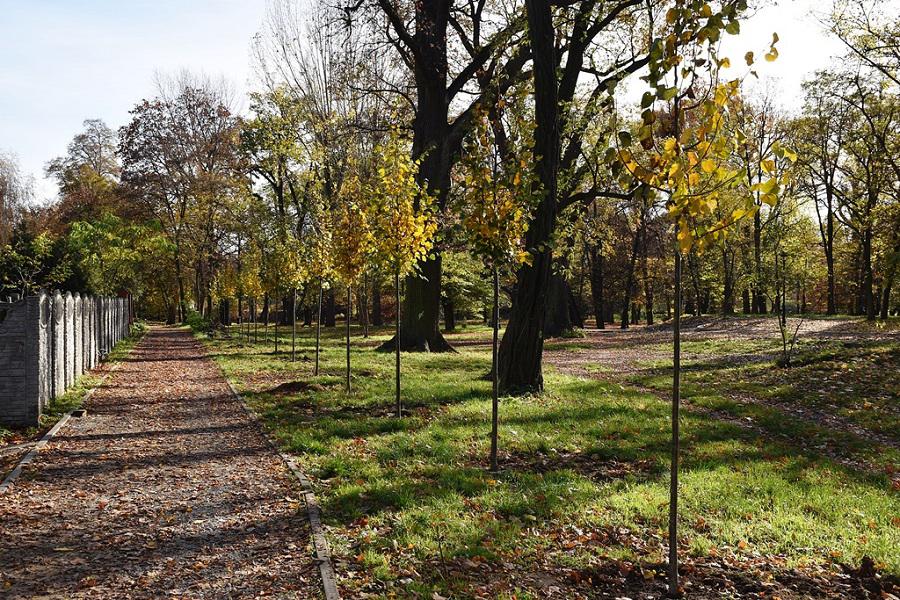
left=203, top=322, right=900, bottom=597
left=630, top=335, right=900, bottom=466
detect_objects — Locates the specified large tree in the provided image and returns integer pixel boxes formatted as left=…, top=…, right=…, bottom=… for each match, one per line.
left=119, top=77, right=244, bottom=322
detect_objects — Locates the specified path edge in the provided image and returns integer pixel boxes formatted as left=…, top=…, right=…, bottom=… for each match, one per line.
left=221, top=375, right=341, bottom=600
left=0, top=363, right=120, bottom=494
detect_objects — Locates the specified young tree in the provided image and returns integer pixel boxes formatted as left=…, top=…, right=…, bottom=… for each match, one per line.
left=331, top=172, right=373, bottom=392
left=613, top=7, right=790, bottom=592
left=367, top=132, right=436, bottom=416
left=458, top=109, right=533, bottom=471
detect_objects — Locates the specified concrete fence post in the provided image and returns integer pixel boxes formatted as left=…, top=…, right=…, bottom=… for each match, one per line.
left=51, top=292, right=64, bottom=399
left=73, top=293, right=83, bottom=379
left=64, top=292, right=74, bottom=390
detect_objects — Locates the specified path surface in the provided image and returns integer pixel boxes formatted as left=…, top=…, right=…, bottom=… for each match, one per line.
left=0, top=327, right=320, bottom=599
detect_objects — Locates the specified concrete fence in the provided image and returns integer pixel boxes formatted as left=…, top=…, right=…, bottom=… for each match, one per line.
left=0, top=291, right=131, bottom=427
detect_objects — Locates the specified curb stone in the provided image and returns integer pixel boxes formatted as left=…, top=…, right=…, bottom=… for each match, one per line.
left=221, top=376, right=341, bottom=600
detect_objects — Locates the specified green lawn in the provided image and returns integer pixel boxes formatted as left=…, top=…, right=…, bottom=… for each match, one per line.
left=631, top=336, right=900, bottom=471
left=203, top=323, right=900, bottom=598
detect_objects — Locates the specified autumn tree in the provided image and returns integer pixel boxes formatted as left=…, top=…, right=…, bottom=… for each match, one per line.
left=612, top=4, right=790, bottom=591
left=458, top=109, right=533, bottom=470
left=119, top=75, right=244, bottom=322
left=331, top=171, right=373, bottom=392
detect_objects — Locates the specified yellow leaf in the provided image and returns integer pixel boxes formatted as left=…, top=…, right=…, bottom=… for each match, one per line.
left=701, top=159, right=716, bottom=173
left=744, top=51, right=754, bottom=66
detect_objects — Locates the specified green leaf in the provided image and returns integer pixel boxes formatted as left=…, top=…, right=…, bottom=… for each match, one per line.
left=618, top=131, right=633, bottom=147
left=659, top=87, right=678, bottom=101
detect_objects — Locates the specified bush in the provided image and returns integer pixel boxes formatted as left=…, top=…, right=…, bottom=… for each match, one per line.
left=185, top=309, right=213, bottom=335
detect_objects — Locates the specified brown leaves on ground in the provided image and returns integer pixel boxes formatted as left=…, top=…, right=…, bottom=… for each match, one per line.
left=0, top=327, right=319, bottom=598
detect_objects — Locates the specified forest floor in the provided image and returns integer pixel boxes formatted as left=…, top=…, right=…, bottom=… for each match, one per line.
left=0, top=327, right=320, bottom=598
left=205, top=317, right=900, bottom=599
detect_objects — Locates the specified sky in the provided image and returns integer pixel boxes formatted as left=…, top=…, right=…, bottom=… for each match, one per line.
left=1, top=0, right=846, bottom=203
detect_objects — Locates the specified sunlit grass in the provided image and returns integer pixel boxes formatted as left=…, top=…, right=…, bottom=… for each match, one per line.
left=203, top=322, right=900, bottom=597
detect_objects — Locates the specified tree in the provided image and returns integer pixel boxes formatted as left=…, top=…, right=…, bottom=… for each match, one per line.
left=119, top=76, right=244, bottom=322
left=794, top=72, right=853, bottom=314
left=331, top=171, right=374, bottom=392
left=367, top=132, right=436, bottom=416
left=0, top=152, right=32, bottom=247
left=613, top=6, right=790, bottom=592
left=458, top=108, right=533, bottom=470
left=68, top=213, right=173, bottom=299
left=497, top=0, right=670, bottom=392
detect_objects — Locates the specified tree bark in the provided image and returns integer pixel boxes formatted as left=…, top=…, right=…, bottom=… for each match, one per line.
left=545, top=272, right=574, bottom=338
left=371, top=277, right=383, bottom=326
left=443, top=297, right=456, bottom=332
left=490, top=266, right=500, bottom=472
left=589, top=245, right=605, bottom=329
left=324, top=288, right=336, bottom=327
left=497, top=0, right=558, bottom=394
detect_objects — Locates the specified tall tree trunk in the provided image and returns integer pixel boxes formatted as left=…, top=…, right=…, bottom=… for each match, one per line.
left=825, top=192, right=836, bottom=314
left=752, top=209, right=763, bottom=314
left=864, top=227, right=875, bottom=321
left=395, top=272, right=402, bottom=417
left=315, top=282, right=322, bottom=376
left=621, top=213, right=643, bottom=329
left=361, top=273, right=369, bottom=337
left=291, top=289, right=297, bottom=362
left=722, top=249, right=735, bottom=315
left=443, top=297, right=456, bottom=332
left=497, top=0, right=558, bottom=394
left=643, top=248, right=654, bottom=326
left=345, top=285, right=351, bottom=392
left=371, top=277, right=383, bottom=326
left=489, top=266, right=500, bottom=472
left=589, top=245, right=605, bottom=329
left=545, top=272, right=574, bottom=338
left=324, top=288, right=336, bottom=327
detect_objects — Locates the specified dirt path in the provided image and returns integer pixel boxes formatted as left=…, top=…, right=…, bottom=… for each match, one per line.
left=0, top=327, right=320, bottom=599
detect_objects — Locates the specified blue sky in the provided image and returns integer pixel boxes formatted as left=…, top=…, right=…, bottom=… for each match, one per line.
left=1, top=0, right=843, bottom=202
left=0, top=0, right=267, bottom=199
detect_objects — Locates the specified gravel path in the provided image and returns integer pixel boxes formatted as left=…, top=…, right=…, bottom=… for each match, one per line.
left=0, top=327, right=320, bottom=599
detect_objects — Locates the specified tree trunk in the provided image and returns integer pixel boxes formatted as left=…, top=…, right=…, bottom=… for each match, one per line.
left=395, top=272, right=402, bottom=417
left=489, top=266, right=500, bottom=472
left=263, top=295, right=270, bottom=342
left=643, top=244, right=654, bottom=326
left=291, top=289, right=297, bottom=362
left=371, top=277, right=383, bottom=326
left=589, top=245, right=605, bottom=329
left=345, top=285, right=351, bottom=392
left=621, top=221, right=642, bottom=329
left=752, top=209, right=764, bottom=314
left=722, top=249, right=735, bottom=315
left=324, top=288, right=336, bottom=327
left=315, top=282, right=322, bottom=376
left=497, top=0, right=558, bottom=394
left=361, top=273, right=369, bottom=337
left=380, top=257, right=453, bottom=351
left=544, top=272, right=574, bottom=338
left=443, top=297, right=456, bottom=332
left=863, top=227, right=875, bottom=321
